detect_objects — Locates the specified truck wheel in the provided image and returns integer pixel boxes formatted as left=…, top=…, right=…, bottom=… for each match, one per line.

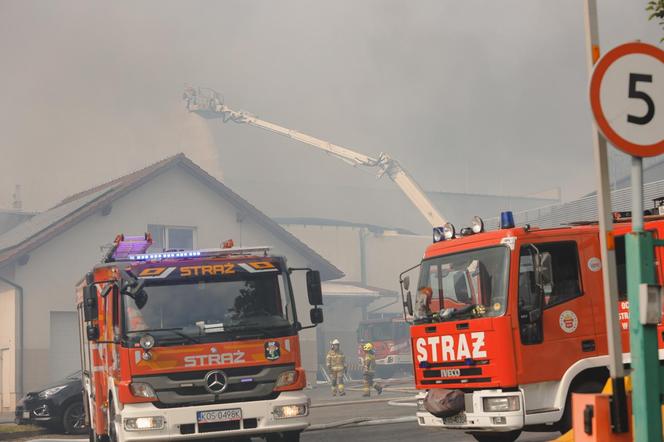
left=107, top=399, right=121, bottom=442
left=558, top=380, right=604, bottom=434
left=63, top=402, right=88, bottom=435
left=469, top=430, right=522, bottom=442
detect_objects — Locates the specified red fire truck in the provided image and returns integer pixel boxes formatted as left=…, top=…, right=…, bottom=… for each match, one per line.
left=76, top=235, right=324, bottom=442
left=402, top=214, right=664, bottom=442
left=356, top=318, right=412, bottom=378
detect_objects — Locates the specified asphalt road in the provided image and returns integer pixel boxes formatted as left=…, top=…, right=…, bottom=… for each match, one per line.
left=28, top=423, right=560, bottom=442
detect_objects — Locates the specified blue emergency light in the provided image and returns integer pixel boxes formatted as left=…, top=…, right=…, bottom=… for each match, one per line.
left=500, top=211, right=515, bottom=229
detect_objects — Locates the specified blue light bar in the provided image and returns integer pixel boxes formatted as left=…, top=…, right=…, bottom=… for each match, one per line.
left=500, top=211, right=515, bottom=229
left=127, top=246, right=272, bottom=261
left=129, top=251, right=202, bottom=260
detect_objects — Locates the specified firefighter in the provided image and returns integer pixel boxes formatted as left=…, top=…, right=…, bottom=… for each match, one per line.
left=361, top=342, right=383, bottom=397
left=325, top=338, right=346, bottom=396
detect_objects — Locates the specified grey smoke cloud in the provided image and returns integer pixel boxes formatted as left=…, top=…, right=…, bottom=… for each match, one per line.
left=0, top=0, right=660, bottom=216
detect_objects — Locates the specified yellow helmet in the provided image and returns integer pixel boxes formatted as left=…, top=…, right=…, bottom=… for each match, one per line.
left=363, top=343, right=374, bottom=352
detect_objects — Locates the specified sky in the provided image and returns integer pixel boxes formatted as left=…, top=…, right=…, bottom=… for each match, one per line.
left=0, top=1, right=661, bottom=222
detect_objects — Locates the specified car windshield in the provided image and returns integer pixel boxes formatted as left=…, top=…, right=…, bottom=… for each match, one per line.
left=124, top=271, right=295, bottom=342
left=416, top=246, right=510, bottom=322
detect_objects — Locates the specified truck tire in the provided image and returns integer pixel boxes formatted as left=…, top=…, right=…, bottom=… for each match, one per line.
left=107, top=398, right=121, bottom=442
left=558, top=379, right=604, bottom=434
left=63, top=401, right=88, bottom=435
left=469, top=430, right=521, bottom=442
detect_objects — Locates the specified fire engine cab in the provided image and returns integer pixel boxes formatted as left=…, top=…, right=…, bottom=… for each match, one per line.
left=356, top=318, right=412, bottom=378
left=76, top=234, right=324, bottom=442
left=403, top=213, right=664, bottom=442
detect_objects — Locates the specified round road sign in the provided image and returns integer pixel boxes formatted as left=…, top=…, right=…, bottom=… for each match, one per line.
left=589, top=42, right=664, bottom=157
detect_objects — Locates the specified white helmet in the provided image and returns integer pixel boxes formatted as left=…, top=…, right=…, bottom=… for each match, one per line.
left=331, top=338, right=340, bottom=345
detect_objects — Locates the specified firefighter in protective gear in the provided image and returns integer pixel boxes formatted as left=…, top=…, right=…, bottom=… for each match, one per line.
left=326, top=338, right=346, bottom=396
left=361, top=342, right=383, bottom=397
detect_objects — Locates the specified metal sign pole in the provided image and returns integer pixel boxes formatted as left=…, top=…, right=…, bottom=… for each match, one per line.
left=626, top=156, right=662, bottom=442
left=583, top=0, right=628, bottom=432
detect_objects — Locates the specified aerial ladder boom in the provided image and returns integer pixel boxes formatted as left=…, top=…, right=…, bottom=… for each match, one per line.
left=184, top=87, right=447, bottom=227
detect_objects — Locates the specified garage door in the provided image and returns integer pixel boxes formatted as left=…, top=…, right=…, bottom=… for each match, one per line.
left=49, top=312, right=80, bottom=382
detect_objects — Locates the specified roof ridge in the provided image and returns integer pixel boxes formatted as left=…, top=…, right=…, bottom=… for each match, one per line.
left=0, top=153, right=344, bottom=280
left=53, top=153, right=185, bottom=208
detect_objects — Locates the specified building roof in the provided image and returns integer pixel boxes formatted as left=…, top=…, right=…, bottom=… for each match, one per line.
left=321, top=282, right=381, bottom=299
left=226, top=178, right=560, bottom=235
left=0, top=208, right=37, bottom=236
left=0, top=154, right=344, bottom=280
left=274, top=217, right=416, bottom=235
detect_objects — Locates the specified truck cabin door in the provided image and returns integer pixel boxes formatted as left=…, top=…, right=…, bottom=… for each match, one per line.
left=516, top=239, right=597, bottom=386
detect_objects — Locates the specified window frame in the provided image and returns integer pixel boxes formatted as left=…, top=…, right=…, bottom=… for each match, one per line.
left=147, top=224, right=197, bottom=251
left=518, top=240, right=584, bottom=311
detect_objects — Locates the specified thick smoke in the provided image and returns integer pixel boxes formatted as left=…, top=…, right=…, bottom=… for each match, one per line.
left=0, top=0, right=660, bottom=213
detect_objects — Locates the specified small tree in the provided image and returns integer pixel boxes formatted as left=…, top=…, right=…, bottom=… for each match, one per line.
left=647, top=0, right=664, bottom=42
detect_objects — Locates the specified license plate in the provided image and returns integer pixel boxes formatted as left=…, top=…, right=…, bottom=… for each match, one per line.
left=22, top=411, right=30, bottom=419
left=196, top=408, right=242, bottom=424
left=442, top=412, right=467, bottom=425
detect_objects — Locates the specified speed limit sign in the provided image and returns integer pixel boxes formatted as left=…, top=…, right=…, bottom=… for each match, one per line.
left=589, top=42, right=664, bottom=157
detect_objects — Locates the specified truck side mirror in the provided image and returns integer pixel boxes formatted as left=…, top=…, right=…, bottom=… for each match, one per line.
left=402, top=275, right=410, bottom=291
left=404, top=292, right=413, bottom=317
left=134, top=290, right=148, bottom=309
left=310, top=307, right=324, bottom=325
left=83, top=285, right=98, bottom=322
left=306, top=270, right=323, bottom=306
left=86, top=325, right=100, bottom=341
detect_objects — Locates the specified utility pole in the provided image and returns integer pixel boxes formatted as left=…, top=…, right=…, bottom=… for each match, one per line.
left=583, top=0, right=629, bottom=433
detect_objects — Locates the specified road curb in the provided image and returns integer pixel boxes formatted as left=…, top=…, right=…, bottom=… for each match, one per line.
left=306, top=415, right=417, bottom=431
left=311, top=396, right=415, bottom=409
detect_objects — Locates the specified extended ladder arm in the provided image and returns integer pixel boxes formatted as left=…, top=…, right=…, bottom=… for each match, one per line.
left=184, top=87, right=447, bottom=227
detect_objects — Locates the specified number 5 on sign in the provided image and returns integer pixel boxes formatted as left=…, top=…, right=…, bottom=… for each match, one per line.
left=590, top=42, right=664, bottom=157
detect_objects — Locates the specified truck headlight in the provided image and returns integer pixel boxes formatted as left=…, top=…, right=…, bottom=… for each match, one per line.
left=275, top=370, right=297, bottom=388
left=273, top=404, right=308, bottom=419
left=417, top=399, right=426, bottom=412
left=130, top=382, right=157, bottom=399
left=124, top=416, right=165, bottom=431
left=483, top=396, right=520, bottom=412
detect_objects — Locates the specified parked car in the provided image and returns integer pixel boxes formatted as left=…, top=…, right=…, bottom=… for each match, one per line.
left=15, top=371, right=87, bottom=435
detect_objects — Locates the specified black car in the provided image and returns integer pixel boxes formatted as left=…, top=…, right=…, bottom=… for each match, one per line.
left=15, top=371, right=87, bottom=435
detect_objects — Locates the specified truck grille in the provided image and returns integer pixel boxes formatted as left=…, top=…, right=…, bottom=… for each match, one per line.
left=134, top=364, right=293, bottom=407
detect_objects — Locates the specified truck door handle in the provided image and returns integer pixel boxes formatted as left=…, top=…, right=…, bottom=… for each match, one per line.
left=584, top=404, right=594, bottom=435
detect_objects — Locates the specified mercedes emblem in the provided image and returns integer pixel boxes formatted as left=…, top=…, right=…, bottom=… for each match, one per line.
left=204, top=370, right=228, bottom=394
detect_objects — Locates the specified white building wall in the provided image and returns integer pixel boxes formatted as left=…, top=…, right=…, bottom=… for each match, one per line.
left=0, top=284, right=16, bottom=411
left=281, top=224, right=429, bottom=295
left=280, top=225, right=362, bottom=282
left=10, top=167, right=327, bottom=396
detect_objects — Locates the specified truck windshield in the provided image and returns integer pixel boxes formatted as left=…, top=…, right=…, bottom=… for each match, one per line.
left=415, top=246, right=509, bottom=322
left=358, top=323, right=394, bottom=342
left=124, top=272, right=295, bottom=343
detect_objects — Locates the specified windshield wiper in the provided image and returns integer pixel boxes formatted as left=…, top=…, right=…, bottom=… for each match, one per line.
left=437, top=304, right=486, bottom=322
left=126, top=327, right=201, bottom=344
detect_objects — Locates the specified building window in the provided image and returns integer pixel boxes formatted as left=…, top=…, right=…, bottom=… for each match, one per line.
left=147, top=225, right=196, bottom=251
